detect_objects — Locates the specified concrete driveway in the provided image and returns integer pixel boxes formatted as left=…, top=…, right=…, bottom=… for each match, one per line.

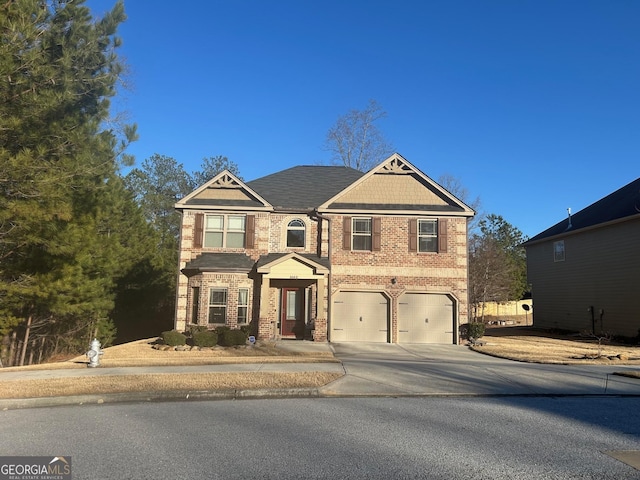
left=320, top=342, right=640, bottom=397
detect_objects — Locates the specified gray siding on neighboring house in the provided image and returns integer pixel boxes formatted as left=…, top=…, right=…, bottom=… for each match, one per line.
left=527, top=218, right=640, bottom=337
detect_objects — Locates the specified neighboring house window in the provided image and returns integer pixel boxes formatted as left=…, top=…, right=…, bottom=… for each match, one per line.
left=191, top=286, right=200, bottom=324
left=237, top=288, right=249, bottom=324
left=208, top=288, right=227, bottom=324
left=204, top=214, right=246, bottom=248
left=286, top=219, right=306, bottom=248
left=409, top=218, right=448, bottom=253
left=342, top=217, right=381, bottom=251
left=554, top=240, right=565, bottom=262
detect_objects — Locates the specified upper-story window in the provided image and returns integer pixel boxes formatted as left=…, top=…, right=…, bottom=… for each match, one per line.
left=553, top=240, right=565, bottom=262
left=352, top=217, right=372, bottom=251
left=409, top=218, right=448, bottom=253
left=418, top=219, right=438, bottom=252
left=194, top=213, right=255, bottom=249
left=204, top=214, right=245, bottom=248
left=286, top=219, right=306, bottom=248
left=342, top=216, right=381, bottom=252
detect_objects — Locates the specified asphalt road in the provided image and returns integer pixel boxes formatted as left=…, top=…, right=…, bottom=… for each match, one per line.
left=1, top=396, right=639, bottom=479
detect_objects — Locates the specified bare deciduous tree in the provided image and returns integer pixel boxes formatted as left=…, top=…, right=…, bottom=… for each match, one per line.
left=324, top=99, right=394, bottom=171
left=437, top=173, right=483, bottom=234
left=468, top=215, right=528, bottom=322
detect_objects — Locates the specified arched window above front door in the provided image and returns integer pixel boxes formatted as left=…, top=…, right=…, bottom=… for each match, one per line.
left=286, top=219, right=305, bottom=248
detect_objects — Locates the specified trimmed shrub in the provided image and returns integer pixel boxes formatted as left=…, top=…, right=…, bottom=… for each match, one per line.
left=192, top=330, right=218, bottom=347
left=188, top=324, right=208, bottom=335
left=161, top=330, right=187, bottom=346
left=214, top=326, right=230, bottom=343
left=467, top=322, right=486, bottom=340
left=218, top=328, right=248, bottom=346
left=239, top=324, right=253, bottom=336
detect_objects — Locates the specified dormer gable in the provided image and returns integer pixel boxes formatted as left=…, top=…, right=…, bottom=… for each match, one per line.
left=175, top=170, right=272, bottom=211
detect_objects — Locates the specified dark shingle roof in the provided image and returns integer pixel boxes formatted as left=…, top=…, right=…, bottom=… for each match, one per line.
left=525, top=177, right=640, bottom=244
left=247, top=165, right=364, bottom=210
left=182, top=253, right=256, bottom=273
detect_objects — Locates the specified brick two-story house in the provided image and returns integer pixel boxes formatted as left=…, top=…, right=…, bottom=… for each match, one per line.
left=174, top=153, right=474, bottom=344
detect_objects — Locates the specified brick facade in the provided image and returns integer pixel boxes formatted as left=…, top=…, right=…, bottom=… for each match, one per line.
left=328, top=215, right=469, bottom=342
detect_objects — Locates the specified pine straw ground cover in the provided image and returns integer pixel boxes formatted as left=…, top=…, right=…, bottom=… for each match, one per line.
left=471, top=326, right=640, bottom=378
left=0, top=339, right=342, bottom=400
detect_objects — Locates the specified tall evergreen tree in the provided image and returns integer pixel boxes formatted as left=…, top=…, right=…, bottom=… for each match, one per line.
left=120, top=154, right=243, bottom=342
left=125, top=154, right=194, bottom=257
left=0, top=0, right=137, bottom=362
left=192, top=155, right=242, bottom=187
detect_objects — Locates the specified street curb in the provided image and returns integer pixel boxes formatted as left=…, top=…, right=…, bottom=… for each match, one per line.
left=0, top=388, right=323, bottom=410
left=3, top=389, right=640, bottom=411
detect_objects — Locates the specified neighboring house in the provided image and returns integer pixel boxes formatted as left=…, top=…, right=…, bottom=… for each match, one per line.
left=174, top=153, right=475, bottom=344
left=523, top=177, right=640, bottom=337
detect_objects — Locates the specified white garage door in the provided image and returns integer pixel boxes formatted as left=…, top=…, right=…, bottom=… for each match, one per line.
left=331, top=291, right=389, bottom=342
left=398, top=293, right=454, bottom=344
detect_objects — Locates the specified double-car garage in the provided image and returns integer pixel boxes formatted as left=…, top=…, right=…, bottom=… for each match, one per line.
left=331, top=291, right=455, bottom=344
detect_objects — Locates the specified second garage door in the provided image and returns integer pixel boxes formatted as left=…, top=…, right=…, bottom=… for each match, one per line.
left=398, top=293, right=454, bottom=344
left=331, top=291, right=389, bottom=342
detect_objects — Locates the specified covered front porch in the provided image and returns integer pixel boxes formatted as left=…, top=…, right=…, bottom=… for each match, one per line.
left=253, top=253, right=330, bottom=341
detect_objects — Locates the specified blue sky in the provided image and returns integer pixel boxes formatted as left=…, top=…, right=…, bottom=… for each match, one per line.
left=87, top=0, right=639, bottom=239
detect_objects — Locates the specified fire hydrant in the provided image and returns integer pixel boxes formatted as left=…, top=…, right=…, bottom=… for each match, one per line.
left=86, top=338, right=104, bottom=368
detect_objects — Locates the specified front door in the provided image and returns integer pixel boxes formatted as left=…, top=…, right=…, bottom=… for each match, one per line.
left=281, top=288, right=305, bottom=338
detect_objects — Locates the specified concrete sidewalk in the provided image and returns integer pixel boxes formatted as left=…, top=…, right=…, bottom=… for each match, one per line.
left=1, top=341, right=639, bottom=410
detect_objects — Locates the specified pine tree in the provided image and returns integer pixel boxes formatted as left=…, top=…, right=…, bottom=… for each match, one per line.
left=0, top=0, right=137, bottom=363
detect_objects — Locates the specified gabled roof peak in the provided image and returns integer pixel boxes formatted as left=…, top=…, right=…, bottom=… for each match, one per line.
left=378, top=153, right=413, bottom=174
left=175, top=169, right=271, bottom=210
left=211, top=172, right=242, bottom=188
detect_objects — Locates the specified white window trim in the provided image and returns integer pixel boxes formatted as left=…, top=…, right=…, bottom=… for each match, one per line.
left=237, top=288, right=250, bottom=325
left=204, top=214, right=246, bottom=248
left=418, top=218, right=438, bottom=253
left=208, top=287, right=228, bottom=324
left=286, top=218, right=306, bottom=249
left=352, top=217, right=372, bottom=251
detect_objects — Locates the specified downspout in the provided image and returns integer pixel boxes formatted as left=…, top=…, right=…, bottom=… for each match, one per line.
left=312, top=209, right=332, bottom=341
left=174, top=207, right=186, bottom=331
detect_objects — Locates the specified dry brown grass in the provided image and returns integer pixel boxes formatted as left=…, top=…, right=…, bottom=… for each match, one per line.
left=0, top=372, right=343, bottom=399
left=0, top=338, right=343, bottom=400
left=472, top=327, right=640, bottom=365
left=1, top=338, right=339, bottom=372
left=3, top=329, right=639, bottom=400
